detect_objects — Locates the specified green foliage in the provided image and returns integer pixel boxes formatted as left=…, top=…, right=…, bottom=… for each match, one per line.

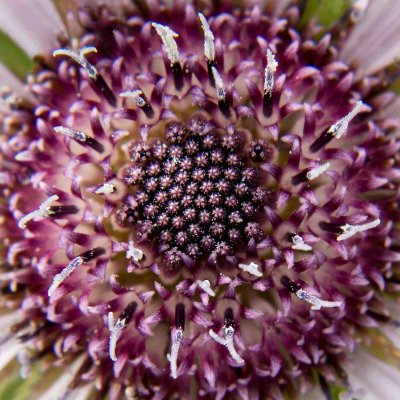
left=301, top=0, right=350, bottom=28
left=0, top=30, right=33, bottom=80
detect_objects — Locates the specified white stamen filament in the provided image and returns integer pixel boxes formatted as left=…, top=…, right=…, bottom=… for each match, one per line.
left=120, top=90, right=146, bottom=107
left=238, top=262, right=263, bottom=277
left=211, top=66, right=225, bottom=100
left=328, top=100, right=364, bottom=139
left=95, top=183, right=116, bottom=195
left=291, top=235, right=312, bottom=252
left=264, top=49, right=278, bottom=95
left=337, top=218, right=380, bottom=241
left=48, top=256, right=84, bottom=297
left=18, top=194, right=59, bottom=229
left=152, top=23, right=180, bottom=65
left=54, top=126, right=87, bottom=143
left=167, top=328, right=183, bottom=379
left=53, top=47, right=98, bottom=78
left=306, top=162, right=331, bottom=181
left=196, top=279, right=216, bottom=296
left=108, top=312, right=127, bottom=362
left=296, top=289, right=342, bottom=311
left=209, top=326, right=244, bottom=364
left=126, top=241, right=144, bottom=262
left=198, top=13, right=215, bottom=62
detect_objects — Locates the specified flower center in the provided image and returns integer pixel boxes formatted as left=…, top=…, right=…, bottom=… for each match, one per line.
left=120, top=121, right=269, bottom=272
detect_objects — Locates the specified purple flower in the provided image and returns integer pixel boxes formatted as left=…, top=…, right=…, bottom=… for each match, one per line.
left=1, top=1, right=400, bottom=399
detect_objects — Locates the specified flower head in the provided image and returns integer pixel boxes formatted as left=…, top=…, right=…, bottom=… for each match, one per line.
left=1, top=0, right=400, bottom=399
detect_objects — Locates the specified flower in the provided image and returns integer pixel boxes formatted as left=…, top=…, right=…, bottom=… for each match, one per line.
left=1, top=0, right=400, bottom=399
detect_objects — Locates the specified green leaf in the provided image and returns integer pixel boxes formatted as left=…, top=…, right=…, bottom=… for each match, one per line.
left=301, top=0, right=351, bottom=28
left=0, top=30, right=33, bottom=80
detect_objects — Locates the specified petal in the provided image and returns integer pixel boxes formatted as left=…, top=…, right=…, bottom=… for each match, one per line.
left=340, top=0, right=400, bottom=78
left=345, top=350, right=400, bottom=399
left=0, top=0, right=65, bottom=57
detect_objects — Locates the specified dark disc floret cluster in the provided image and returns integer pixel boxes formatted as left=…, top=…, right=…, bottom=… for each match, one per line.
left=120, top=121, right=272, bottom=271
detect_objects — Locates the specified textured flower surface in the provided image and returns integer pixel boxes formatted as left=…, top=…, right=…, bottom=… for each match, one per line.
left=1, top=0, right=400, bottom=399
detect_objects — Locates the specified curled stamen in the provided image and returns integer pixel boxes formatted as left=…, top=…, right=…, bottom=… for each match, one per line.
left=94, top=183, right=116, bottom=195
left=53, top=47, right=98, bottom=78
left=108, top=302, right=137, bottom=362
left=54, top=126, right=104, bottom=153
left=126, top=241, right=144, bottom=262
left=238, top=261, right=263, bottom=277
left=48, top=247, right=105, bottom=297
left=281, top=276, right=342, bottom=311
left=291, top=234, right=312, bottom=252
left=53, top=46, right=116, bottom=106
left=337, top=218, right=380, bottom=241
left=18, top=194, right=59, bottom=228
left=209, top=308, right=244, bottom=364
left=167, top=303, right=185, bottom=379
left=310, top=101, right=364, bottom=152
left=196, top=279, right=216, bottom=296
left=198, top=13, right=215, bottom=63
left=120, top=90, right=154, bottom=118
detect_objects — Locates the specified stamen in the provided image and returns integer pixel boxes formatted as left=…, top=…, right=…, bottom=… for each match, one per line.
left=94, top=183, right=116, bottom=195
left=126, top=241, right=144, bottom=262
left=263, top=49, right=278, bottom=117
left=108, top=302, right=137, bottom=362
left=310, top=101, right=364, bottom=152
left=264, top=49, right=278, bottom=96
left=238, top=261, right=263, bottom=277
left=291, top=234, right=312, bottom=251
left=120, top=90, right=154, bottom=118
left=296, top=289, right=343, bottom=311
left=152, top=23, right=183, bottom=90
left=53, top=47, right=116, bottom=106
left=48, top=247, right=105, bottom=297
left=211, top=66, right=225, bottom=101
left=54, top=126, right=104, bottom=153
left=337, top=218, right=380, bottom=241
left=198, top=13, right=215, bottom=62
left=53, top=47, right=98, bottom=79
left=167, top=327, right=183, bottom=379
left=18, top=194, right=59, bottom=228
left=281, top=276, right=342, bottom=311
left=152, top=23, right=180, bottom=65
left=196, top=279, right=216, bottom=296
left=306, top=162, right=331, bottom=181
left=211, top=66, right=230, bottom=117
left=209, top=308, right=244, bottom=364
left=167, top=303, right=185, bottom=379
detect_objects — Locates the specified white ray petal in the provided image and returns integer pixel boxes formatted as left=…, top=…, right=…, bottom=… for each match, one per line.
left=341, top=0, right=400, bottom=78
left=0, top=0, right=65, bottom=56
